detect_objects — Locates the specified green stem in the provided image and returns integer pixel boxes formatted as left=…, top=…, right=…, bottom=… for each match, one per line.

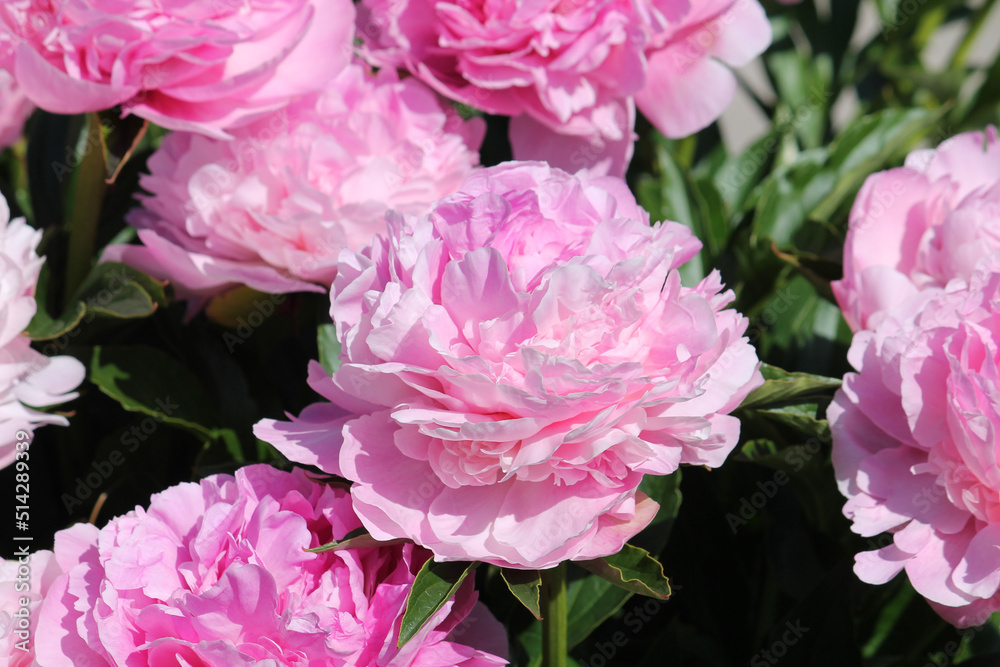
left=65, top=112, right=107, bottom=299
left=949, top=0, right=999, bottom=70
left=541, top=562, right=568, bottom=667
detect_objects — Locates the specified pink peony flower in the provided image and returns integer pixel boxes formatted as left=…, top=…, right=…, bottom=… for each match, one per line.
left=256, top=162, right=763, bottom=569
left=831, top=254, right=1000, bottom=627
left=0, top=0, right=355, bottom=137
left=0, top=70, right=32, bottom=150
left=23, top=464, right=508, bottom=665
left=833, top=127, right=1000, bottom=332
left=357, top=0, right=770, bottom=175
left=0, top=195, right=85, bottom=470
left=102, top=64, right=484, bottom=302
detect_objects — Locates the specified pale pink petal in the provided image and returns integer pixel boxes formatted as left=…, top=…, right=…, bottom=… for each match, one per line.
left=509, top=99, right=636, bottom=177
left=635, top=49, right=737, bottom=139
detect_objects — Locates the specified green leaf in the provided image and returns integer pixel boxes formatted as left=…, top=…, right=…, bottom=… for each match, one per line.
left=753, top=108, right=941, bottom=246
left=739, top=364, right=841, bottom=410
left=26, top=262, right=86, bottom=340
left=501, top=568, right=543, bottom=620
left=652, top=139, right=695, bottom=230
left=307, top=526, right=408, bottom=553
left=28, top=300, right=87, bottom=340
left=711, top=131, right=782, bottom=215
left=692, top=178, right=730, bottom=259
left=74, top=262, right=157, bottom=319
left=811, top=107, right=943, bottom=221
left=642, top=134, right=739, bottom=283
left=635, top=137, right=702, bottom=284
left=317, top=323, right=341, bottom=375
left=766, top=50, right=833, bottom=149
left=740, top=438, right=780, bottom=461
left=565, top=577, right=633, bottom=648
left=121, top=265, right=168, bottom=306
left=398, top=560, right=477, bottom=648
left=64, top=113, right=107, bottom=297
left=873, top=0, right=900, bottom=25
left=90, top=345, right=228, bottom=443
left=752, top=148, right=829, bottom=247
left=578, top=545, right=672, bottom=600
left=755, top=405, right=831, bottom=442
left=27, top=262, right=167, bottom=339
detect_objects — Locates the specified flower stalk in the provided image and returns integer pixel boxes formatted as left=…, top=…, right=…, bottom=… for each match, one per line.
left=542, top=561, right=568, bottom=667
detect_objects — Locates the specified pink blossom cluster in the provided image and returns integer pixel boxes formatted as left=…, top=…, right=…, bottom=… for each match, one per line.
left=257, top=162, right=762, bottom=569
left=103, top=64, right=484, bottom=303
left=357, top=0, right=771, bottom=175
left=832, top=128, right=1000, bottom=626
left=0, top=195, right=85, bottom=470
left=0, top=0, right=355, bottom=137
left=1, top=465, right=508, bottom=665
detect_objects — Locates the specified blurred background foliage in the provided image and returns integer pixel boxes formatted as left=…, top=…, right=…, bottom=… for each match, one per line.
left=4, top=0, right=1000, bottom=664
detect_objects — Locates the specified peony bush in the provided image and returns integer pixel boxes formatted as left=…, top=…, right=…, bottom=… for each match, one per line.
left=4, top=0, right=1000, bottom=663
left=103, top=63, right=484, bottom=304
left=257, top=162, right=762, bottom=569
left=6, top=464, right=508, bottom=665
